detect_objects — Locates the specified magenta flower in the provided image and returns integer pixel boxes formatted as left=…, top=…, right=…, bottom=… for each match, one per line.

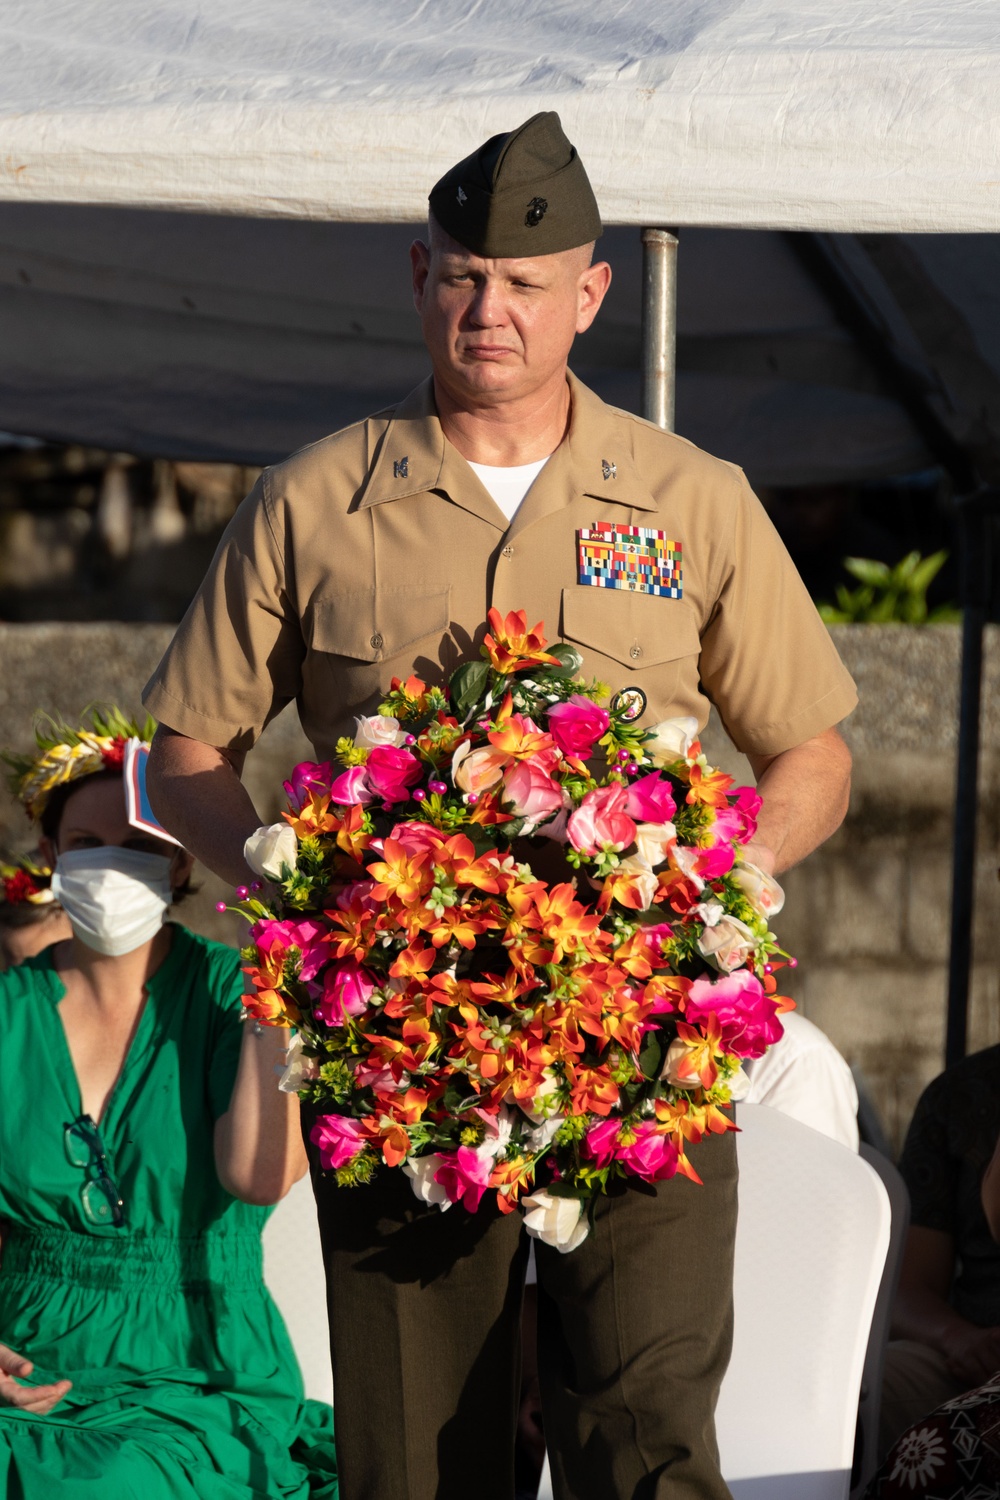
left=546, top=695, right=610, bottom=758
left=433, top=1147, right=493, bottom=1212
left=583, top=1118, right=622, bottom=1169
left=713, top=786, right=762, bottom=845
left=310, top=1113, right=366, bottom=1170
left=567, top=784, right=637, bottom=855
left=693, top=842, right=736, bottom=880
left=503, top=762, right=565, bottom=823
left=617, top=1122, right=680, bottom=1183
left=314, top=959, right=376, bottom=1026
left=334, top=878, right=378, bottom=912
left=329, top=765, right=373, bottom=806
left=254, top=916, right=329, bottom=982
left=684, top=970, right=784, bottom=1059
left=624, top=773, right=677, bottom=824
left=283, top=760, right=334, bottom=811
left=365, top=745, right=423, bottom=804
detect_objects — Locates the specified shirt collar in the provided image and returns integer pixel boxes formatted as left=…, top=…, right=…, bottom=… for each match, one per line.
left=357, top=370, right=658, bottom=520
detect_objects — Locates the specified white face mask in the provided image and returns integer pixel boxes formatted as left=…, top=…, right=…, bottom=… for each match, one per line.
left=51, top=848, right=174, bottom=957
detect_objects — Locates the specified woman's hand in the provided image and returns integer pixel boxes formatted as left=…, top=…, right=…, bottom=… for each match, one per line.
left=0, top=1342, right=71, bottom=1413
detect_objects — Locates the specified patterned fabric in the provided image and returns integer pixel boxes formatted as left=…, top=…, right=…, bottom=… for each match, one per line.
left=576, top=523, right=683, bottom=597
left=866, top=1371, right=1000, bottom=1497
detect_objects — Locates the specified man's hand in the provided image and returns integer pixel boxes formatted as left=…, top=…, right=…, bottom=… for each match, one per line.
left=940, top=1322, right=1000, bottom=1386
left=0, top=1343, right=71, bottom=1414
left=746, top=726, right=851, bottom=874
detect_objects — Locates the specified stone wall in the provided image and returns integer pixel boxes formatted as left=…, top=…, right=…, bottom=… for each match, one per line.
left=1, top=622, right=994, bottom=1153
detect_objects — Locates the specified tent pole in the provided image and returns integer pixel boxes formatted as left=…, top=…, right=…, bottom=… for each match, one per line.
left=640, top=229, right=678, bottom=431
left=946, top=491, right=994, bottom=1068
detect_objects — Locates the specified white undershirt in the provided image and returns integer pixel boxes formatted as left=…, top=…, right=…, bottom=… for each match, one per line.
left=468, top=456, right=551, bottom=524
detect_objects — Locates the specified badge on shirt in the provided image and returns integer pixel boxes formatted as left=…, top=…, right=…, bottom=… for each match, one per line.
left=577, top=523, right=682, bottom=598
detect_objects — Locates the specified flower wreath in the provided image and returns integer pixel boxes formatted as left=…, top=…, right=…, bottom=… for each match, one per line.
left=236, top=610, right=794, bottom=1252
left=3, top=707, right=156, bottom=823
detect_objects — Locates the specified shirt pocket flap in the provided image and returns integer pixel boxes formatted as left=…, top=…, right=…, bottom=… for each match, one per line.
left=310, top=588, right=451, bottom=663
left=561, top=587, right=700, bottom=668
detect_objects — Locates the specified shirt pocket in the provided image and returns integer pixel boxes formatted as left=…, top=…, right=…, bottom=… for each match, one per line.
left=560, top=586, right=701, bottom=689
left=309, top=587, right=452, bottom=665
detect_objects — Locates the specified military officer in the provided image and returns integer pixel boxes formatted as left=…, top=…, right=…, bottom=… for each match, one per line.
left=145, top=112, right=856, bottom=1500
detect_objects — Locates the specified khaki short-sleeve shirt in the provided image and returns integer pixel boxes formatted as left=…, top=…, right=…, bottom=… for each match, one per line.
left=143, top=374, right=856, bottom=761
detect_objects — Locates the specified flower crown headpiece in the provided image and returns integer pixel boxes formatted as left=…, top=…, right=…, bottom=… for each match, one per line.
left=2, top=707, right=156, bottom=823
left=0, top=853, right=55, bottom=908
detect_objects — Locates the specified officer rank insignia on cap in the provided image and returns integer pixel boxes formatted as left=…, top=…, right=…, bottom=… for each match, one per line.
left=577, top=523, right=683, bottom=598
left=429, top=111, right=602, bottom=259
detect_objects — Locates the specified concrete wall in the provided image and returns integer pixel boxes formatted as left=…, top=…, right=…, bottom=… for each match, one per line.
left=1, top=622, right=994, bottom=1152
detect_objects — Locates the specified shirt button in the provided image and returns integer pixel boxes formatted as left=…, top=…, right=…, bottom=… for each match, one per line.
left=370, top=632, right=384, bottom=651
left=629, top=644, right=642, bottom=660
left=502, top=545, right=514, bottom=559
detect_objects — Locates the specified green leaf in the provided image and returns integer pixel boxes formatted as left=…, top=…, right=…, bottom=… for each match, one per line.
left=546, top=642, right=585, bottom=676
left=449, top=659, right=490, bottom=718
left=844, top=556, right=892, bottom=588
left=639, top=1033, right=663, bottom=1081
left=909, top=549, right=949, bottom=596
left=892, top=551, right=922, bottom=586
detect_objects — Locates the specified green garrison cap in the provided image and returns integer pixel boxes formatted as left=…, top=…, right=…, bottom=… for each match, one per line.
left=429, top=111, right=602, bottom=258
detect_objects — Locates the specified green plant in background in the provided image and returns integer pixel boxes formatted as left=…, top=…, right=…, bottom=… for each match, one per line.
left=817, top=551, right=961, bottom=624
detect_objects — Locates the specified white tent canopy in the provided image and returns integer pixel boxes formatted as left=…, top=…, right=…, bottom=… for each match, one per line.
left=3, top=0, right=1000, bottom=233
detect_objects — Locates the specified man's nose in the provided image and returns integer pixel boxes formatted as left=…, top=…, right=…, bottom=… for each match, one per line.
left=466, top=281, right=506, bottom=327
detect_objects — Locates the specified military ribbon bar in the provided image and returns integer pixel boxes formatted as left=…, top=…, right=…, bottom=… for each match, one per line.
left=577, top=523, right=683, bottom=598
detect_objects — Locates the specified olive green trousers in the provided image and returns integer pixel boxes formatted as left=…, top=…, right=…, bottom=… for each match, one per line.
left=307, top=1122, right=737, bottom=1500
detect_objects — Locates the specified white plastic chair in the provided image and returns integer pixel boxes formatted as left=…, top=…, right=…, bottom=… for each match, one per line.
left=537, top=1103, right=890, bottom=1500
left=261, top=1173, right=334, bottom=1405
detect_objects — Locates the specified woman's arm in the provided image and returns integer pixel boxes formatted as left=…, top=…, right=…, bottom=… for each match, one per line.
left=0, top=1342, right=71, bottom=1413
left=892, top=1224, right=1000, bottom=1384
left=214, top=1025, right=309, bottom=1206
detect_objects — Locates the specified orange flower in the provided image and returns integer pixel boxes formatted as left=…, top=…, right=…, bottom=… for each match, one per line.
left=368, top=839, right=432, bottom=907
left=489, top=1153, right=536, bottom=1211
left=335, top=804, right=372, bottom=861
left=482, top=608, right=561, bottom=674
left=487, top=694, right=557, bottom=762
left=566, top=1063, right=619, bottom=1117
left=284, top=789, right=341, bottom=838
left=684, top=758, right=734, bottom=808
left=389, top=943, right=437, bottom=981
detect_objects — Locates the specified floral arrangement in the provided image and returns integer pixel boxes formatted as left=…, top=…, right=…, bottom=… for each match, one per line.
left=0, top=854, right=54, bottom=909
left=236, top=609, right=793, bottom=1252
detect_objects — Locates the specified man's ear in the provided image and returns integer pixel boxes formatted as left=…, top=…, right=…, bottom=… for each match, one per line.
left=576, top=260, right=612, bottom=335
left=410, top=239, right=431, bottom=314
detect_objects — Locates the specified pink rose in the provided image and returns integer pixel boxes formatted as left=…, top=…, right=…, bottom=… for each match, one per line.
left=694, top=841, right=736, bottom=880
left=684, top=970, right=784, bottom=1059
left=283, top=760, right=334, bottom=811
left=310, top=1113, right=367, bottom=1171
left=389, top=821, right=449, bottom=855
left=617, top=1121, right=680, bottom=1183
left=503, top=762, right=565, bottom=824
left=567, top=784, right=637, bottom=856
left=546, top=695, right=610, bottom=758
left=583, top=1117, right=622, bottom=1169
left=314, top=959, right=376, bottom=1026
left=711, top=786, right=762, bottom=845
left=696, top=914, right=757, bottom=974
left=254, top=916, right=328, bottom=982
left=329, top=765, right=373, bottom=806
left=334, top=878, right=378, bottom=911
left=433, top=1147, right=493, bottom=1212
left=624, top=773, right=677, bottom=825
left=365, top=745, right=424, bottom=804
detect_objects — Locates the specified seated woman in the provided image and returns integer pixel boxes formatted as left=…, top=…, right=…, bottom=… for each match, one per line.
left=0, top=709, right=337, bottom=1499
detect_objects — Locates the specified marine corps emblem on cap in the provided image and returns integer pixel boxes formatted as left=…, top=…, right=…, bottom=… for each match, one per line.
left=429, top=111, right=602, bottom=259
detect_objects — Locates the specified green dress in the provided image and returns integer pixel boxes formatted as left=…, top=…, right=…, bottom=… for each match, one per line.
left=0, top=924, right=338, bottom=1499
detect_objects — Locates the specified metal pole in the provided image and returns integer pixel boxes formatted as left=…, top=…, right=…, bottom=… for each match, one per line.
left=640, top=228, right=678, bottom=431
left=945, top=492, right=993, bottom=1068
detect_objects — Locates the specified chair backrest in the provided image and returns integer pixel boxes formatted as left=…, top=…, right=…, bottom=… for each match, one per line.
left=715, top=1104, right=891, bottom=1500
left=261, top=1173, right=334, bottom=1406
left=851, top=1146, right=910, bottom=1497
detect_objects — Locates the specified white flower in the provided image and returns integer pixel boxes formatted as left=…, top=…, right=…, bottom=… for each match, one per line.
left=612, top=854, right=659, bottom=911
left=244, top=822, right=299, bottom=880
left=277, top=1032, right=319, bottom=1094
left=521, top=1190, right=590, bottom=1253
left=697, top=913, right=757, bottom=973
left=526, top=1115, right=563, bottom=1154
left=644, top=717, right=699, bottom=765
left=476, top=1105, right=515, bottom=1162
left=731, top=862, right=786, bottom=918
left=669, top=845, right=705, bottom=891
left=694, top=899, right=725, bottom=928
left=633, top=821, right=676, bottom=869
left=726, top=1064, right=752, bottom=1102
left=661, top=1036, right=702, bottom=1089
left=403, top=1154, right=453, bottom=1210
left=354, top=714, right=406, bottom=749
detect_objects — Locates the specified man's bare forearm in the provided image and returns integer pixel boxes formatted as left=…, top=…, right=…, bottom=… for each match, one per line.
left=146, top=726, right=262, bottom=887
left=747, top=726, right=852, bottom=874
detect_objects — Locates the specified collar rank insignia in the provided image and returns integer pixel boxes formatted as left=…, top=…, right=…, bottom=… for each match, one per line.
left=577, top=522, right=682, bottom=598
left=456, top=185, right=468, bottom=205
left=602, top=459, right=616, bottom=480
left=393, top=457, right=409, bottom=479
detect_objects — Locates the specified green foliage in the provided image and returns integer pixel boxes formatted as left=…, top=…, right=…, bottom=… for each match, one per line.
left=817, top=551, right=960, bottom=624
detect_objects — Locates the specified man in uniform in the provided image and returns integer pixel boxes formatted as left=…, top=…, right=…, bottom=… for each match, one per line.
left=145, top=112, right=856, bottom=1500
